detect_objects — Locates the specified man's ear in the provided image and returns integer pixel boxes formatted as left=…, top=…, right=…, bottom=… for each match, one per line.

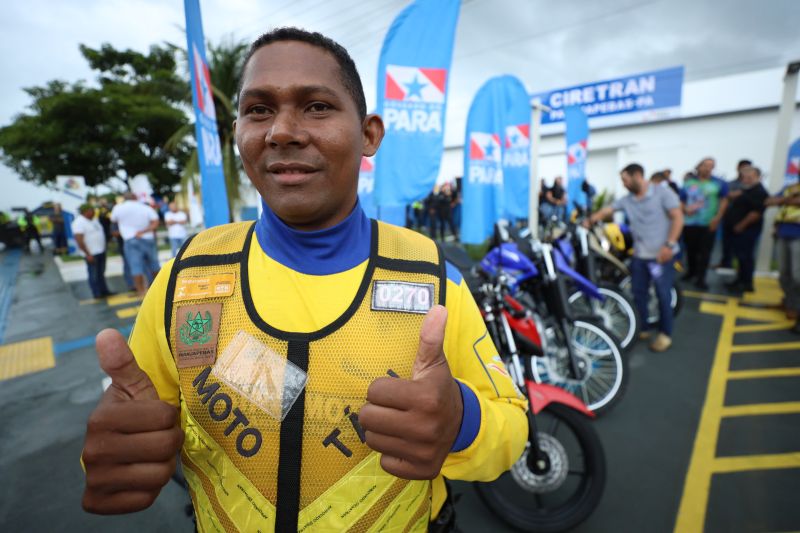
left=362, top=114, right=385, bottom=157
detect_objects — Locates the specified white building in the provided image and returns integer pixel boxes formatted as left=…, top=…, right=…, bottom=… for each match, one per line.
left=437, top=65, right=800, bottom=200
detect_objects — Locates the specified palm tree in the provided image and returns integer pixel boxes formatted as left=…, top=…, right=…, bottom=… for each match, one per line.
left=167, top=35, right=249, bottom=219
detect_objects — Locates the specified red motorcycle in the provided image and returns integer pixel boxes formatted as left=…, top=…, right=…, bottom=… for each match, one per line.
left=468, top=267, right=606, bottom=532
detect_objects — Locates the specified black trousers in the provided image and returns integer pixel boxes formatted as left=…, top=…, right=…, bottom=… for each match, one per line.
left=683, top=225, right=715, bottom=282
left=731, top=227, right=760, bottom=287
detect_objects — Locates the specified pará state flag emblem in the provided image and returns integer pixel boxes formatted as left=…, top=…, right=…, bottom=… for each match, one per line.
left=567, top=139, right=588, bottom=165
left=193, top=43, right=216, bottom=121
left=505, top=124, right=530, bottom=149
left=385, top=65, right=447, bottom=103
left=788, top=156, right=799, bottom=176
left=469, top=132, right=502, bottom=162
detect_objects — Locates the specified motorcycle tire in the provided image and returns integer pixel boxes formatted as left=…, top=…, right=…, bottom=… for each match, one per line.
left=474, top=403, right=606, bottom=532
left=531, top=319, right=628, bottom=415
left=567, top=283, right=640, bottom=352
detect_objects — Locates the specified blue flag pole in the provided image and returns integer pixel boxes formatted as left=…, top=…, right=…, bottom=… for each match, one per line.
left=184, top=0, right=230, bottom=228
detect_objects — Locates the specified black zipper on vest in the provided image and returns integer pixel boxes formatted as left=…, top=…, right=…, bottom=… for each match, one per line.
left=275, top=339, right=310, bottom=532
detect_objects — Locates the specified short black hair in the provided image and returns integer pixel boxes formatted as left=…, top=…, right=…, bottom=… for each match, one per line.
left=240, top=27, right=367, bottom=120
left=622, top=163, right=644, bottom=177
left=737, top=159, right=753, bottom=169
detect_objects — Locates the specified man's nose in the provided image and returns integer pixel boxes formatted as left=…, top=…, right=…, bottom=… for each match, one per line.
left=265, top=111, right=308, bottom=147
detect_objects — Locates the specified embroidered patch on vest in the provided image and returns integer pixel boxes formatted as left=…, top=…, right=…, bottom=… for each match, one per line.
left=371, top=281, right=434, bottom=314
left=176, top=302, right=222, bottom=368
left=175, top=273, right=236, bottom=302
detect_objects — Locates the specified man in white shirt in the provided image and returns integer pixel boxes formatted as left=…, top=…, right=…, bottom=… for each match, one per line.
left=110, top=192, right=160, bottom=296
left=71, top=204, right=112, bottom=298
left=164, top=201, right=188, bottom=257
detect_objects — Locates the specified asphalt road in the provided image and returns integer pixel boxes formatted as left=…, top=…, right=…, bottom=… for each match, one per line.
left=1, top=250, right=797, bottom=532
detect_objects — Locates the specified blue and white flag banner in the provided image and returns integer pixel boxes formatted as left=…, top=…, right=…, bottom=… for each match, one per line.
left=185, top=0, right=230, bottom=227
left=501, top=77, right=532, bottom=220
left=564, top=105, right=589, bottom=211
left=462, top=76, right=530, bottom=244
left=786, top=137, right=800, bottom=186
left=374, top=0, right=461, bottom=214
left=358, top=156, right=377, bottom=219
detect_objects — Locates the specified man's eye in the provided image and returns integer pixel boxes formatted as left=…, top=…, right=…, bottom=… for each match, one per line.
left=247, top=105, right=269, bottom=115
left=308, top=102, right=331, bottom=113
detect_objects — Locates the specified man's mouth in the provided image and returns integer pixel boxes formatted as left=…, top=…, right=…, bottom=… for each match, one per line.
left=267, top=162, right=318, bottom=184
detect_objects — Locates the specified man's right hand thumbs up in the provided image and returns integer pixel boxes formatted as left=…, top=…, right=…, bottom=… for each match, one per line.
left=82, top=329, right=185, bottom=515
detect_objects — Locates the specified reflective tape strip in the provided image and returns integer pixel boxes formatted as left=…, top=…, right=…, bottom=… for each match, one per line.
left=298, top=452, right=397, bottom=532
left=182, top=403, right=276, bottom=531
left=183, top=463, right=227, bottom=533
left=368, top=478, right=430, bottom=533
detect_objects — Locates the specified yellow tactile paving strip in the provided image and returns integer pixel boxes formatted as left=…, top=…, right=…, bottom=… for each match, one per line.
left=116, top=306, right=140, bottom=319
left=0, top=337, right=55, bottom=381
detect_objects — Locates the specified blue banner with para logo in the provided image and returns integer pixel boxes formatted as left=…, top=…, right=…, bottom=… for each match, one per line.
left=461, top=75, right=531, bottom=244
left=565, top=105, right=589, bottom=212
left=374, top=0, right=460, bottom=216
left=184, top=0, right=230, bottom=227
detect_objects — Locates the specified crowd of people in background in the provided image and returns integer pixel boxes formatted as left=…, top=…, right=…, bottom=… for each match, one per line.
left=0, top=193, right=191, bottom=300
left=408, top=179, right=462, bottom=242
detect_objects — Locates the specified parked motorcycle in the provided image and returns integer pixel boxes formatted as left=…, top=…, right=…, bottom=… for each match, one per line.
left=448, top=222, right=628, bottom=414
left=551, top=222, right=640, bottom=351
left=469, top=267, right=606, bottom=532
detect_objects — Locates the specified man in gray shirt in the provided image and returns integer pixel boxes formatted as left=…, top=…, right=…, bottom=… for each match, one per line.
left=587, top=163, right=684, bottom=352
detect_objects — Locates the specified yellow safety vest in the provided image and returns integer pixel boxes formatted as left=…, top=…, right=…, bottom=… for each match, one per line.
left=776, top=183, right=800, bottom=225
left=166, top=220, right=446, bottom=532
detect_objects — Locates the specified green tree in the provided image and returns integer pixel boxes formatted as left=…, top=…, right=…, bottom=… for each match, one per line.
left=0, top=44, right=191, bottom=195
left=167, top=35, right=249, bottom=215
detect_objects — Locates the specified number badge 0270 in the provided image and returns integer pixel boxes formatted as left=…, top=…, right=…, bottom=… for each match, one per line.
left=371, top=281, right=434, bottom=314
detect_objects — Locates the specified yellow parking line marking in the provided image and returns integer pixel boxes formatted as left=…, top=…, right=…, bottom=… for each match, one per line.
left=116, top=306, right=140, bottom=319
left=712, top=452, right=800, bottom=474
left=721, top=402, right=800, bottom=417
left=674, top=298, right=737, bottom=533
left=682, top=290, right=731, bottom=302
left=731, top=341, right=800, bottom=353
left=0, top=337, right=55, bottom=381
left=79, top=298, right=101, bottom=305
left=734, top=320, right=795, bottom=333
left=700, top=301, right=786, bottom=322
left=106, top=294, right=142, bottom=307
left=728, top=368, right=800, bottom=380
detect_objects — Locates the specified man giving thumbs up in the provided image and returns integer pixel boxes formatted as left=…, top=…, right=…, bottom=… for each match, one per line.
left=81, top=28, right=527, bottom=531
left=359, top=306, right=463, bottom=480
left=82, top=329, right=184, bottom=514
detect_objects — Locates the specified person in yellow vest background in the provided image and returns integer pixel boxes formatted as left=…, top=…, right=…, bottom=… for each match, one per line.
left=80, top=28, right=527, bottom=532
left=765, top=178, right=800, bottom=334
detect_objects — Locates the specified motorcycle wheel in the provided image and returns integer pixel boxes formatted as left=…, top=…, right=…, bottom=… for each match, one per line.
left=567, top=284, right=640, bottom=352
left=532, top=319, right=628, bottom=414
left=474, top=403, right=606, bottom=532
left=619, top=276, right=682, bottom=325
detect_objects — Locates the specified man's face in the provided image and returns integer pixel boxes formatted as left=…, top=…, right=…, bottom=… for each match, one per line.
left=741, top=168, right=759, bottom=187
left=169, top=202, right=178, bottom=212
left=235, top=41, right=383, bottom=230
left=697, top=159, right=715, bottom=178
left=620, top=171, right=642, bottom=194
left=82, top=208, right=95, bottom=219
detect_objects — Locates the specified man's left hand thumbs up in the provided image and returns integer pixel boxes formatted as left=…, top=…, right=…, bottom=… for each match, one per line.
left=358, top=305, right=464, bottom=480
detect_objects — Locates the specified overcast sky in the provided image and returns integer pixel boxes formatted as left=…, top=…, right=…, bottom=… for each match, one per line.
left=2, top=0, right=799, bottom=210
